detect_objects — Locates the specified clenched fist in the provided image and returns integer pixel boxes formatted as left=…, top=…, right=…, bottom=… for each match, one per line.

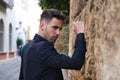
left=72, top=21, right=84, bottom=34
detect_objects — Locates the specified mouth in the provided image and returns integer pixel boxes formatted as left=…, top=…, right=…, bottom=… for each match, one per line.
left=52, top=35, right=58, bottom=40
left=50, top=35, right=59, bottom=43
left=53, top=37, right=58, bottom=40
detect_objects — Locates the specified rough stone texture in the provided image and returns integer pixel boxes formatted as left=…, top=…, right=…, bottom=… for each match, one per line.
left=69, top=0, right=120, bottom=80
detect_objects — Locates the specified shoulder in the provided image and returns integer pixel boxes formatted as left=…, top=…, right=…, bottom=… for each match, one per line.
left=23, top=40, right=54, bottom=52
left=37, top=41, right=53, bottom=47
left=30, top=41, right=54, bottom=50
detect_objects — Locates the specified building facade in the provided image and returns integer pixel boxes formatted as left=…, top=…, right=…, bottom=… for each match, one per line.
left=0, top=0, right=15, bottom=60
left=0, top=0, right=28, bottom=60
left=0, top=0, right=42, bottom=60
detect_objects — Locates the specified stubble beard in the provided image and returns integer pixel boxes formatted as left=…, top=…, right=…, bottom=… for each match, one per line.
left=45, top=33, right=58, bottom=43
left=44, top=29, right=58, bottom=43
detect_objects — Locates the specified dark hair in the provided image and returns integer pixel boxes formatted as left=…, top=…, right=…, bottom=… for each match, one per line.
left=40, top=9, right=66, bottom=22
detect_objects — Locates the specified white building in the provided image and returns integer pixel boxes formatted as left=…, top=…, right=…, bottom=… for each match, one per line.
left=26, top=0, right=42, bottom=41
left=0, top=0, right=42, bottom=60
left=0, top=0, right=15, bottom=60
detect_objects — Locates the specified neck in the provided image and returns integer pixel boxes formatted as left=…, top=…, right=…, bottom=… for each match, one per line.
left=38, top=30, right=44, bottom=39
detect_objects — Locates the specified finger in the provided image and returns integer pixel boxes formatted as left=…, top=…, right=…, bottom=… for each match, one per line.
left=72, top=25, right=75, bottom=30
left=72, top=22, right=75, bottom=30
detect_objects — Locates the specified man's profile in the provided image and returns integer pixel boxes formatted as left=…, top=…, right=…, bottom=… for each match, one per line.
left=19, top=9, right=86, bottom=80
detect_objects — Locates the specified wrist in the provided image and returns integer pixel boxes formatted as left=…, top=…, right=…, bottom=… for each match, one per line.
left=76, top=31, right=84, bottom=34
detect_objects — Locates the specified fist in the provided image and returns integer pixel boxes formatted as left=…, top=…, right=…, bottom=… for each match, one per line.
left=72, top=21, right=84, bottom=34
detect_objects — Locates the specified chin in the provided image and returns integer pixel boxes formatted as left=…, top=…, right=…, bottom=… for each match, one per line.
left=52, top=41, right=56, bottom=43
left=51, top=40, right=56, bottom=43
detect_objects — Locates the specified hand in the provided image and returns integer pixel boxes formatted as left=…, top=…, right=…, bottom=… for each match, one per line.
left=72, top=21, right=84, bottom=34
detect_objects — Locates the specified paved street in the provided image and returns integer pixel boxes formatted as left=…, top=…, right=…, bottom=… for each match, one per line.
left=0, top=57, right=21, bottom=80
left=0, top=57, right=68, bottom=80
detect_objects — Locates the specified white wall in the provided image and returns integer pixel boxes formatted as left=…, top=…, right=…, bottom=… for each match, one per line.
left=0, top=7, right=7, bottom=52
left=6, top=7, right=16, bottom=52
left=27, top=0, right=42, bottom=40
left=0, top=0, right=42, bottom=59
left=14, top=0, right=28, bottom=44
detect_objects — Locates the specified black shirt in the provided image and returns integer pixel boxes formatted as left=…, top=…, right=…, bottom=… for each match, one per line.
left=19, top=33, right=86, bottom=80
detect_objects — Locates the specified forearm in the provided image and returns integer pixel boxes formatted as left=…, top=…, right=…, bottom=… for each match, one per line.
left=38, top=33, right=86, bottom=69
left=71, top=33, right=86, bottom=69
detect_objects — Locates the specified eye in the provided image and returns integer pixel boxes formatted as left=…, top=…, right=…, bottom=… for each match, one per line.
left=52, top=26, right=62, bottom=31
left=53, top=26, right=58, bottom=30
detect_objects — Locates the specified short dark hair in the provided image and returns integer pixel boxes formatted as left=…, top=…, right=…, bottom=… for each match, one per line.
left=40, top=9, right=66, bottom=22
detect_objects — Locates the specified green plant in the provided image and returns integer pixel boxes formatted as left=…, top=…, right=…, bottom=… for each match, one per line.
left=17, top=38, right=23, bottom=48
left=38, top=0, right=69, bottom=24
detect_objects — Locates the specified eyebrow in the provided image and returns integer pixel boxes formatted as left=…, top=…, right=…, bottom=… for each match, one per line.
left=52, top=26, right=62, bottom=30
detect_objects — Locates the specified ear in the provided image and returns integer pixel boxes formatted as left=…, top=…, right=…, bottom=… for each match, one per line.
left=39, top=20, right=45, bottom=31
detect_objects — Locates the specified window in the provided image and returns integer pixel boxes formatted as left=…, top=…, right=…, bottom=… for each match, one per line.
left=9, top=23, right=12, bottom=51
left=0, top=19, right=4, bottom=52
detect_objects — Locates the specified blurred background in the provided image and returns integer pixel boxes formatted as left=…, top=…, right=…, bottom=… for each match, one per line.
left=0, top=0, right=42, bottom=60
left=0, top=0, right=120, bottom=80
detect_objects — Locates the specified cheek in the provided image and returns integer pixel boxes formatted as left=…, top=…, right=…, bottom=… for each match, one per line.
left=46, top=29, right=55, bottom=36
left=49, top=28, right=56, bottom=34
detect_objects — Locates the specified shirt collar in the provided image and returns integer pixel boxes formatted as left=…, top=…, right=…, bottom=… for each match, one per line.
left=33, top=34, right=53, bottom=45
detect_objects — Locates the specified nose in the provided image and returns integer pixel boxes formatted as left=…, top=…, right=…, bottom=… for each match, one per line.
left=56, top=29, right=60, bottom=35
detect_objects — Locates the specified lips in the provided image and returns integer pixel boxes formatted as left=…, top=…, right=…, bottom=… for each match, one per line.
left=53, top=37, right=58, bottom=40
left=52, top=36, right=58, bottom=40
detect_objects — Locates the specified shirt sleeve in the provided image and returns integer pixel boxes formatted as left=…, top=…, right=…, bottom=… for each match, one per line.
left=38, top=33, right=86, bottom=70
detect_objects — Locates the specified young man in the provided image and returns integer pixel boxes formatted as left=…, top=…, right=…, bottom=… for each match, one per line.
left=19, top=9, right=86, bottom=80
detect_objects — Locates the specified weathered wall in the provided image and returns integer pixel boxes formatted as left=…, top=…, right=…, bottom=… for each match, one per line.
left=69, top=0, right=120, bottom=80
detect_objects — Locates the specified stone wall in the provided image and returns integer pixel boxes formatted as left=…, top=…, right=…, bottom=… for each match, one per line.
left=69, top=0, right=120, bottom=80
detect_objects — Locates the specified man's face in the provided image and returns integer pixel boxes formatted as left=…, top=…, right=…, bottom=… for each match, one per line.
left=43, top=18, right=63, bottom=43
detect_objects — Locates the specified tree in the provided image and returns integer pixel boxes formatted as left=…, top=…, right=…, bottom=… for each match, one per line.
left=38, top=0, right=70, bottom=55
left=17, top=38, right=23, bottom=48
left=38, top=0, right=69, bottom=23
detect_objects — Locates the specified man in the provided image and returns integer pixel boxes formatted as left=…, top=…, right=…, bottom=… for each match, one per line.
left=19, top=9, right=86, bottom=80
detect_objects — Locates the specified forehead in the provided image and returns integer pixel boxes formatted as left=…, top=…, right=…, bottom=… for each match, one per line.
left=48, top=18, right=64, bottom=27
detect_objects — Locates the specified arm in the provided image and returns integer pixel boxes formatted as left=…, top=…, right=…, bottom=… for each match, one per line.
left=38, top=21, right=86, bottom=69
left=70, top=21, right=86, bottom=69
